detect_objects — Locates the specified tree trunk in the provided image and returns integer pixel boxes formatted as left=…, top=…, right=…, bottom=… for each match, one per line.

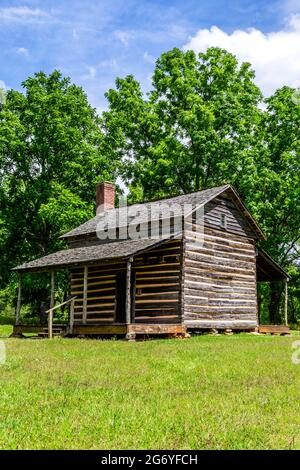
left=268, top=283, right=282, bottom=324
left=257, top=291, right=262, bottom=324
left=39, top=300, right=48, bottom=325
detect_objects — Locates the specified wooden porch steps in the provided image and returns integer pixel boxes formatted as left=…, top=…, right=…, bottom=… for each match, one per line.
left=38, top=326, right=68, bottom=338
left=12, top=324, right=68, bottom=338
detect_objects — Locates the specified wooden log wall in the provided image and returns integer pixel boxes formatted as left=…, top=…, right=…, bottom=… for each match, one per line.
left=70, top=262, right=126, bottom=324
left=132, top=239, right=182, bottom=324
left=183, top=224, right=258, bottom=330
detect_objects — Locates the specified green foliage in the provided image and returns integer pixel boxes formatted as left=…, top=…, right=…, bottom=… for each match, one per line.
left=0, top=286, right=15, bottom=323
left=288, top=265, right=300, bottom=325
left=104, top=47, right=300, bottom=322
left=257, top=87, right=300, bottom=261
left=0, top=50, right=299, bottom=322
left=0, top=71, right=118, bottom=312
left=104, top=47, right=262, bottom=199
left=38, top=183, right=93, bottom=237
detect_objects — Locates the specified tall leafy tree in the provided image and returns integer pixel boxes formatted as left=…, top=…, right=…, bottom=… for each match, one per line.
left=104, top=47, right=263, bottom=201
left=0, top=71, right=117, bottom=314
left=104, top=47, right=300, bottom=323
left=251, top=87, right=300, bottom=322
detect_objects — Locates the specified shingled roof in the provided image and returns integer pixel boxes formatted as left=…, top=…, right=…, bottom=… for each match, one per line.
left=60, top=184, right=265, bottom=241
left=13, top=184, right=266, bottom=273
left=13, top=237, right=178, bottom=273
left=60, top=184, right=232, bottom=239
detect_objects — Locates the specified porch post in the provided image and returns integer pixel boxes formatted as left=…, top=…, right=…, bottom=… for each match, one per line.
left=284, top=279, right=289, bottom=326
left=70, top=298, right=75, bottom=335
left=125, top=258, right=132, bottom=325
left=50, top=270, right=55, bottom=310
left=83, top=265, right=88, bottom=324
left=15, top=273, right=22, bottom=326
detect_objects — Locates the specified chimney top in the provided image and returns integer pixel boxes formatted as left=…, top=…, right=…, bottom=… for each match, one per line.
left=96, top=181, right=115, bottom=214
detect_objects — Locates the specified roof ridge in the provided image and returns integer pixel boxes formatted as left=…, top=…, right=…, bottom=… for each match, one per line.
left=60, top=184, right=231, bottom=239
left=124, top=183, right=231, bottom=208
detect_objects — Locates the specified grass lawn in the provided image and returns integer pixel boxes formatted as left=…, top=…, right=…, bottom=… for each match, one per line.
left=0, top=325, right=300, bottom=450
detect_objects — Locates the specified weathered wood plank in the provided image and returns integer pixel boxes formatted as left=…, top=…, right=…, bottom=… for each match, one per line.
left=183, top=224, right=257, bottom=329
left=82, top=266, right=88, bottom=324
left=185, top=320, right=256, bottom=330
left=128, top=324, right=185, bottom=334
left=131, top=239, right=181, bottom=323
left=72, top=324, right=127, bottom=334
left=184, top=305, right=257, bottom=314
left=258, top=325, right=290, bottom=334
left=126, top=260, right=132, bottom=324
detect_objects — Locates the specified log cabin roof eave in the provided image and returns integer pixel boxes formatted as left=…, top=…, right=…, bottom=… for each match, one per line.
left=12, top=235, right=182, bottom=273
left=257, top=248, right=291, bottom=281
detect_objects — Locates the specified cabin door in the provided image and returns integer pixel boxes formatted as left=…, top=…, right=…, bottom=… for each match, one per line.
left=115, top=271, right=127, bottom=323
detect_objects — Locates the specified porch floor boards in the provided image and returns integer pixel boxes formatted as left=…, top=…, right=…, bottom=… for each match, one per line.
left=12, top=323, right=291, bottom=338
left=258, top=325, right=290, bottom=335
left=12, top=323, right=187, bottom=339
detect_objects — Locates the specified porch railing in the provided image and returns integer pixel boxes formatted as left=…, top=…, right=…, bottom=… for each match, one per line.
left=45, top=296, right=77, bottom=339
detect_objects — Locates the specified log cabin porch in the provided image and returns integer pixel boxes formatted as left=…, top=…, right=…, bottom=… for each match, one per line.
left=12, top=237, right=188, bottom=340
left=11, top=238, right=290, bottom=339
left=256, top=248, right=290, bottom=335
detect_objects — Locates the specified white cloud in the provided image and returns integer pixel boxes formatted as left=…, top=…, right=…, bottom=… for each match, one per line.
left=114, top=30, right=134, bottom=46
left=183, top=15, right=300, bottom=96
left=16, top=47, right=29, bottom=57
left=0, top=6, right=52, bottom=24
left=88, top=66, right=96, bottom=79
left=281, top=0, right=300, bottom=13
left=143, top=52, right=155, bottom=64
left=0, top=80, right=7, bottom=90
left=81, top=66, right=96, bottom=80
left=98, top=59, right=119, bottom=72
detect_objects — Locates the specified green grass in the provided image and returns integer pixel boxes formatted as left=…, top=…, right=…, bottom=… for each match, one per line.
left=0, top=324, right=13, bottom=337
left=0, top=327, right=300, bottom=450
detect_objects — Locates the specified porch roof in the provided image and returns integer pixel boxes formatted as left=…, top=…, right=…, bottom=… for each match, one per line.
left=13, top=237, right=178, bottom=273
left=256, top=248, right=290, bottom=282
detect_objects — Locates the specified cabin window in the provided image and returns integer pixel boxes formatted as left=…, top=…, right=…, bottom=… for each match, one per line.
left=220, top=213, right=227, bottom=229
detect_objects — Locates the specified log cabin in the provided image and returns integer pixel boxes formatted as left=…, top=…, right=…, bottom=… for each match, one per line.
left=13, top=182, right=290, bottom=339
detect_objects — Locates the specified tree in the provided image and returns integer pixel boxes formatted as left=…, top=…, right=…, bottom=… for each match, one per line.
left=104, top=47, right=300, bottom=323
left=104, top=47, right=263, bottom=201
left=252, top=87, right=300, bottom=322
left=0, top=71, right=117, bottom=316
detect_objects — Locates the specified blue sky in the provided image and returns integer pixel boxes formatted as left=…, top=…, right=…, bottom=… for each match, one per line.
left=1, top=0, right=300, bottom=110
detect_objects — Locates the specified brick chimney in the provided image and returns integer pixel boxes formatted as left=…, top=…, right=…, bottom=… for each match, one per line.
left=96, top=182, right=115, bottom=213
